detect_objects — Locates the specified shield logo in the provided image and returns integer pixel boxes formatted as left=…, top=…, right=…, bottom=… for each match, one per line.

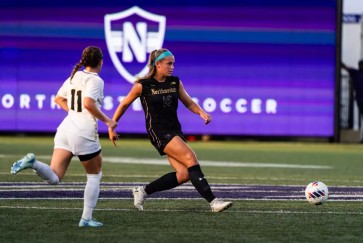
left=104, top=6, right=166, bottom=83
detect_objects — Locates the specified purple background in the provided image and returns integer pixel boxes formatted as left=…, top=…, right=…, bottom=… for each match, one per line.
left=0, top=0, right=338, bottom=136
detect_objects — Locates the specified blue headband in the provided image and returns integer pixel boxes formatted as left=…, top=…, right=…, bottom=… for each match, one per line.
left=152, top=51, right=173, bottom=66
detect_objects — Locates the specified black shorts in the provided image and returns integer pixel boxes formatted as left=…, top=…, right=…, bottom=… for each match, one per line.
left=78, top=149, right=101, bottom=162
left=148, top=131, right=186, bottom=156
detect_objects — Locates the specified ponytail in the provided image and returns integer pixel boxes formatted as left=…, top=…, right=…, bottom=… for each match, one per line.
left=70, top=61, right=83, bottom=80
left=69, top=46, right=103, bottom=80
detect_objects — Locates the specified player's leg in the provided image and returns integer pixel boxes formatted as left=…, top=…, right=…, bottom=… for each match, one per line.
left=168, top=156, right=190, bottom=184
left=32, top=130, right=73, bottom=184
left=32, top=148, right=72, bottom=184
left=164, top=136, right=233, bottom=212
left=48, top=148, right=73, bottom=181
left=133, top=156, right=189, bottom=210
left=10, top=148, right=70, bottom=185
left=164, top=137, right=215, bottom=202
left=78, top=150, right=103, bottom=227
left=145, top=156, right=188, bottom=194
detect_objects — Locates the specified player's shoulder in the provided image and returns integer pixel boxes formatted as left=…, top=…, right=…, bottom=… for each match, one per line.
left=137, top=78, right=148, bottom=84
left=167, top=75, right=180, bottom=84
left=84, top=71, right=103, bottom=84
left=137, top=78, right=154, bottom=86
left=169, top=75, right=180, bottom=81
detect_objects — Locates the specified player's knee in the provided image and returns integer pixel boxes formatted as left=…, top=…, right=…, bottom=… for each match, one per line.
left=184, top=152, right=198, bottom=167
left=177, top=170, right=190, bottom=183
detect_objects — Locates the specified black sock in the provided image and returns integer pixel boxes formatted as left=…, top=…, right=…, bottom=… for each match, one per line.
left=145, top=172, right=179, bottom=195
left=188, top=164, right=215, bottom=203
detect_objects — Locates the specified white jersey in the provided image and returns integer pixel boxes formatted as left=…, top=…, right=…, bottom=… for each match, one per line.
left=56, top=70, right=104, bottom=141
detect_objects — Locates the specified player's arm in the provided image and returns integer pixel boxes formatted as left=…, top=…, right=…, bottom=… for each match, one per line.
left=84, top=97, right=117, bottom=130
left=178, top=81, right=211, bottom=124
left=112, top=83, right=142, bottom=122
left=108, top=83, right=142, bottom=145
left=54, top=95, right=69, bottom=112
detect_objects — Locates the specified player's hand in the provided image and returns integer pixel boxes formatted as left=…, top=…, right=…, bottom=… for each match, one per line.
left=108, top=129, right=119, bottom=147
left=106, top=119, right=118, bottom=130
left=200, top=112, right=212, bottom=124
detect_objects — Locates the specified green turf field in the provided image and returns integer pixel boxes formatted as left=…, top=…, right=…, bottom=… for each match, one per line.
left=1, top=135, right=363, bottom=242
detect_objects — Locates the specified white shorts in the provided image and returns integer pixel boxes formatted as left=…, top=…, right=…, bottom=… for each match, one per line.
left=54, top=129, right=101, bottom=156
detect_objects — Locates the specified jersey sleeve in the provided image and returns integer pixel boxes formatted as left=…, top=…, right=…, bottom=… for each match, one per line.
left=139, top=79, right=147, bottom=96
left=56, top=78, right=70, bottom=98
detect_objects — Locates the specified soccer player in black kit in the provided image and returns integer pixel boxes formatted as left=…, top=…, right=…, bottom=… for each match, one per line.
left=109, top=48, right=233, bottom=212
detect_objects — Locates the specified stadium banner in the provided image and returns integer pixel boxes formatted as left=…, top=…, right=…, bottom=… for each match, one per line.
left=0, top=0, right=339, bottom=137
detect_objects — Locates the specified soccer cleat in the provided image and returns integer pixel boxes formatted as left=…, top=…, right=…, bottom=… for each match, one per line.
left=10, top=153, right=35, bottom=174
left=79, top=218, right=103, bottom=227
left=210, top=198, right=233, bottom=212
left=132, top=186, right=146, bottom=211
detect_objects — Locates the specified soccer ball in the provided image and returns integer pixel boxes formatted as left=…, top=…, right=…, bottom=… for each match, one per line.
left=305, top=181, right=329, bottom=205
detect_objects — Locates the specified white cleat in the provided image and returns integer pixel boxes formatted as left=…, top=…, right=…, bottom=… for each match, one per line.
left=79, top=218, right=103, bottom=227
left=210, top=198, right=233, bottom=212
left=10, top=153, right=35, bottom=174
left=132, top=186, right=146, bottom=211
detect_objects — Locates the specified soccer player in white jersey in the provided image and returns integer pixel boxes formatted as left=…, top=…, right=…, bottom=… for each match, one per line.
left=10, top=46, right=117, bottom=227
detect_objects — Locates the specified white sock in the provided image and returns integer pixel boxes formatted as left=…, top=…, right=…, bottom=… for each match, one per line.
left=32, top=160, right=59, bottom=185
left=82, top=172, right=102, bottom=220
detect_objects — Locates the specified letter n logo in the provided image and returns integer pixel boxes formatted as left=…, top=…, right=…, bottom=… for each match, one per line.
left=104, top=6, right=166, bottom=84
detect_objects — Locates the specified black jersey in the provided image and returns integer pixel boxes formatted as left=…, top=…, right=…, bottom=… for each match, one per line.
left=139, top=76, right=182, bottom=134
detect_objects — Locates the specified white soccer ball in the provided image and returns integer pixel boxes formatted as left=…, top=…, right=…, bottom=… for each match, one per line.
left=305, top=181, right=329, bottom=205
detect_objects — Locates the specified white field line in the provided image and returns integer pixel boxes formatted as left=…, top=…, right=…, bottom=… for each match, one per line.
left=0, top=184, right=306, bottom=189
left=0, top=197, right=363, bottom=201
left=1, top=154, right=332, bottom=169
left=2, top=183, right=363, bottom=201
left=1, top=188, right=362, bottom=196
left=2, top=172, right=357, bottom=183
left=1, top=197, right=363, bottom=201
left=3, top=173, right=362, bottom=183
left=3, top=182, right=362, bottom=190
left=1, top=205, right=363, bottom=215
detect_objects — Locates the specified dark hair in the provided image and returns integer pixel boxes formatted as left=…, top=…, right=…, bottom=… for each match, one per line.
left=135, top=48, right=170, bottom=83
left=70, top=46, right=103, bottom=80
